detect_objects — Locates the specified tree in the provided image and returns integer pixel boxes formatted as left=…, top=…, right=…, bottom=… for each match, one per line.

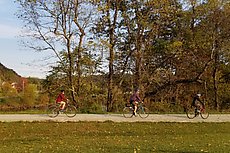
left=21, top=84, right=38, bottom=106
left=16, top=0, right=230, bottom=112
left=201, top=0, right=230, bottom=110
left=16, top=0, right=96, bottom=105
left=1, top=82, right=18, bottom=97
left=93, top=0, right=121, bottom=111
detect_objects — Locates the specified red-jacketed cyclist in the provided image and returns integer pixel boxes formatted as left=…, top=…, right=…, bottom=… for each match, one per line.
left=56, top=90, right=67, bottom=111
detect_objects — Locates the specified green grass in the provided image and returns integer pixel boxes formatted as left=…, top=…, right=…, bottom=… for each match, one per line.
left=0, top=109, right=46, bottom=114
left=0, top=122, right=229, bottom=153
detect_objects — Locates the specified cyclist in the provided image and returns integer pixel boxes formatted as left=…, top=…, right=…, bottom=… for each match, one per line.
left=191, top=93, right=205, bottom=115
left=56, top=89, right=67, bottom=111
left=129, top=88, right=141, bottom=116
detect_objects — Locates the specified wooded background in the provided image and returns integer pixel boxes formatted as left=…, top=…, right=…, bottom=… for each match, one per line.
left=1, top=0, right=229, bottom=112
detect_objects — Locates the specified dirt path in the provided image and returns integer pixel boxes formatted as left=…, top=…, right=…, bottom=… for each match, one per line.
left=0, top=114, right=229, bottom=122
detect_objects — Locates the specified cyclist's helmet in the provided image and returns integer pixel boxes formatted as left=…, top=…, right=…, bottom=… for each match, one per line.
left=134, top=87, right=139, bottom=92
left=197, top=93, right=201, bottom=97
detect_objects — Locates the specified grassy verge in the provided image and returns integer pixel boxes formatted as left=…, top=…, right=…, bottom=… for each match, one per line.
left=0, top=109, right=46, bottom=114
left=0, top=122, right=230, bottom=153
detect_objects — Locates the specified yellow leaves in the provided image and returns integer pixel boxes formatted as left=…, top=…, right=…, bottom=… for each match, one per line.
left=1, top=82, right=18, bottom=97
left=171, top=41, right=183, bottom=48
left=200, top=149, right=209, bottom=152
left=133, top=146, right=141, bottom=153
left=100, top=39, right=112, bottom=49
left=167, top=40, right=183, bottom=54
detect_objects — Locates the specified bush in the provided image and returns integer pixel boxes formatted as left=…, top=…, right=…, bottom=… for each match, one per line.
left=149, top=101, right=184, bottom=113
left=21, top=84, right=38, bottom=106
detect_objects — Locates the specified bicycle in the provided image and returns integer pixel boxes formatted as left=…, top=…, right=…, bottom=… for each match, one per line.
left=122, top=102, right=150, bottom=118
left=186, top=103, right=209, bottom=119
left=47, top=99, right=78, bottom=118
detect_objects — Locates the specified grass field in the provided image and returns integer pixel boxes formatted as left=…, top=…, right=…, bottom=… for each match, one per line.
left=0, top=122, right=229, bottom=153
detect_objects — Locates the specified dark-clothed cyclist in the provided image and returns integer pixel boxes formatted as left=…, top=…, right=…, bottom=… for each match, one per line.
left=129, top=88, right=141, bottom=116
left=191, top=93, right=205, bottom=115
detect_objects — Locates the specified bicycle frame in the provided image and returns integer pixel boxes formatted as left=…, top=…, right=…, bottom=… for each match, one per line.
left=137, top=103, right=144, bottom=111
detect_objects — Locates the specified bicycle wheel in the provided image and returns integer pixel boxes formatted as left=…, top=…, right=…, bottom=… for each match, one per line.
left=186, top=107, right=196, bottom=119
left=65, top=105, right=77, bottom=118
left=47, top=105, right=59, bottom=118
left=200, top=108, right=209, bottom=119
left=138, top=107, right=150, bottom=118
left=123, top=107, right=133, bottom=118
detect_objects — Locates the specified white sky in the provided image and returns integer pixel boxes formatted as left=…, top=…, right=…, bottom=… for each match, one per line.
left=0, top=0, right=51, bottom=78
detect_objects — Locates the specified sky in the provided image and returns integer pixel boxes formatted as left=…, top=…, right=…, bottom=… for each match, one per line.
left=0, top=0, right=51, bottom=79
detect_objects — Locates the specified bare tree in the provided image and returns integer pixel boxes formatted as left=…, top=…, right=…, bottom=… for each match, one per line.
left=16, top=0, right=95, bottom=103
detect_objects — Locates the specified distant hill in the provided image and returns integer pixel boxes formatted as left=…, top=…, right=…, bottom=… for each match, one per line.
left=0, top=62, right=22, bottom=83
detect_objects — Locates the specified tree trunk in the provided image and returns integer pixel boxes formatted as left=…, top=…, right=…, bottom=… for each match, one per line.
left=76, top=33, right=84, bottom=95
left=135, top=51, right=141, bottom=88
left=213, top=51, right=219, bottom=111
left=134, top=2, right=142, bottom=89
left=106, top=0, right=118, bottom=112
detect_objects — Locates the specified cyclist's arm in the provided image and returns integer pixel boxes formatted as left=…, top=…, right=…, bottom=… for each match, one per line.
left=200, top=101, right=205, bottom=108
left=197, top=98, right=205, bottom=108
left=136, top=94, right=141, bottom=102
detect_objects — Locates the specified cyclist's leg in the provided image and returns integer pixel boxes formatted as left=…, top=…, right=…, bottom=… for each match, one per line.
left=129, top=100, right=134, bottom=109
left=60, top=101, right=66, bottom=110
left=129, top=101, right=134, bottom=114
left=194, top=102, right=201, bottom=115
left=132, top=101, right=138, bottom=115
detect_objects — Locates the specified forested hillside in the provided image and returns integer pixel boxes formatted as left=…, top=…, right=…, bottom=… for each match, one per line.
left=10, top=0, right=230, bottom=112
left=0, top=62, right=48, bottom=111
left=0, top=62, right=21, bottom=83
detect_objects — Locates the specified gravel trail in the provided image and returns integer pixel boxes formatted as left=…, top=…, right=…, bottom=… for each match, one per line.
left=0, top=114, right=229, bottom=122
